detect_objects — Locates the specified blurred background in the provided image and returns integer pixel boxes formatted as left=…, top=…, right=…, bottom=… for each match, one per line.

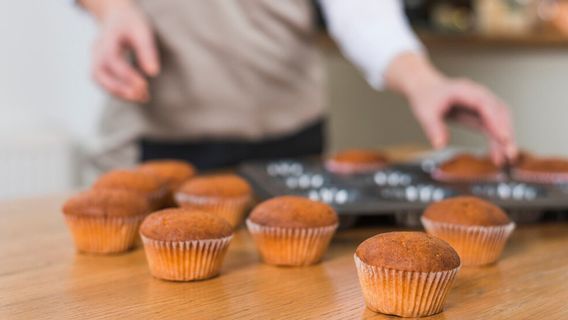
left=2, top=0, right=568, bottom=200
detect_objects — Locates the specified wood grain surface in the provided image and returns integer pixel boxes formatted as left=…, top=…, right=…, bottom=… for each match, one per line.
left=1, top=195, right=567, bottom=319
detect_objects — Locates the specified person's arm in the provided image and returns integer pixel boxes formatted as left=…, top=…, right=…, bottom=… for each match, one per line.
left=319, top=0, right=517, bottom=164
left=79, top=0, right=160, bottom=102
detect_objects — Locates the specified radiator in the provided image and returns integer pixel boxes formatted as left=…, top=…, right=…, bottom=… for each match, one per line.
left=0, top=131, right=76, bottom=200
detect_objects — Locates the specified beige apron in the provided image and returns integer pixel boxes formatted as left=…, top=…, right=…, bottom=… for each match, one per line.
left=93, top=0, right=325, bottom=170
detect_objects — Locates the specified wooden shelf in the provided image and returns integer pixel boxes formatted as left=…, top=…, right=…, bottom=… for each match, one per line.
left=318, top=30, right=568, bottom=51
left=418, top=30, right=568, bottom=48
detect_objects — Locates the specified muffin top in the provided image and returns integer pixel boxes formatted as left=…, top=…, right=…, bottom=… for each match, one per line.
left=140, top=208, right=233, bottom=241
left=138, top=160, right=197, bottom=187
left=423, top=196, right=510, bottom=226
left=62, top=189, right=150, bottom=217
left=356, top=232, right=460, bottom=272
left=92, top=170, right=165, bottom=196
left=177, top=174, right=251, bottom=198
left=329, top=149, right=388, bottom=165
left=249, top=195, right=338, bottom=228
left=516, top=156, right=568, bottom=173
left=514, top=150, right=534, bottom=165
left=438, top=154, right=499, bottom=177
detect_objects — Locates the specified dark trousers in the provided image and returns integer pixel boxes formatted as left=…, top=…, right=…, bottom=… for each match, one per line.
left=140, top=120, right=325, bottom=170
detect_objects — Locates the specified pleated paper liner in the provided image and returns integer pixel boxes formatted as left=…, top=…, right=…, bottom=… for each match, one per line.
left=354, top=255, right=460, bottom=318
left=421, top=217, right=515, bottom=266
left=246, top=219, right=338, bottom=266
left=175, top=193, right=252, bottom=228
left=141, top=235, right=232, bottom=281
left=431, top=168, right=505, bottom=183
left=64, top=214, right=145, bottom=254
left=512, top=168, right=568, bottom=184
left=325, top=160, right=386, bottom=175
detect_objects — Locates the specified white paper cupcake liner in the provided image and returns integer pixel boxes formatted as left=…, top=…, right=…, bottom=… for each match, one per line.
left=431, top=168, right=504, bottom=183
left=421, top=217, right=515, bottom=266
left=325, top=159, right=385, bottom=175
left=63, top=214, right=145, bottom=254
left=512, top=168, right=568, bottom=184
left=141, top=235, right=232, bottom=281
left=175, top=193, right=252, bottom=228
left=246, top=219, right=338, bottom=266
left=354, top=255, right=460, bottom=318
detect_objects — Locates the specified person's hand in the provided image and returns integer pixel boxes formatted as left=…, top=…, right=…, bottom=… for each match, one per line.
left=386, top=53, right=517, bottom=165
left=408, top=76, right=516, bottom=165
left=82, top=0, right=160, bottom=102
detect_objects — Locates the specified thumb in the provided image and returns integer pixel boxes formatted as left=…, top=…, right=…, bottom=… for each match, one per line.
left=129, top=25, right=160, bottom=77
left=421, top=113, right=449, bottom=150
left=489, top=137, right=505, bottom=166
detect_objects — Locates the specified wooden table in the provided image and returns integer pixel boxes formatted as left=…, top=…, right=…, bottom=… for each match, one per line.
left=1, top=195, right=568, bottom=319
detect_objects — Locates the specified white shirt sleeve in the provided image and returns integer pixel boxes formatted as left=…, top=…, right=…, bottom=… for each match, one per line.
left=319, top=0, right=424, bottom=90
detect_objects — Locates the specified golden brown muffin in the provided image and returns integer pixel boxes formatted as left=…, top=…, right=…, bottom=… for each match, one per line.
left=137, top=160, right=197, bottom=188
left=140, top=208, right=233, bottom=281
left=177, top=174, right=251, bottom=198
left=326, top=149, right=388, bottom=174
left=93, top=169, right=166, bottom=194
left=423, top=196, right=510, bottom=227
left=246, top=196, right=338, bottom=266
left=354, top=232, right=460, bottom=317
left=516, top=157, right=568, bottom=173
left=137, top=160, right=197, bottom=207
left=92, top=170, right=167, bottom=209
left=63, top=189, right=150, bottom=217
left=249, top=195, right=338, bottom=228
left=175, top=174, right=253, bottom=228
left=513, top=153, right=568, bottom=183
left=356, top=232, right=460, bottom=272
left=329, top=149, right=388, bottom=165
left=436, top=154, right=500, bottom=181
left=62, top=189, right=150, bottom=254
left=140, top=208, right=233, bottom=241
left=421, top=196, right=515, bottom=266
left=514, top=150, right=534, bottom=166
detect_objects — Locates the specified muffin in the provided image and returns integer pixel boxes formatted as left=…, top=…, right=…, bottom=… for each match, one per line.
left=355, top=232, right=460, bottom=318
left=246, top=195, right=338, bottom=266
left=433, top=153, right=502, bottom=182
left=325, top=149, right=388, bottom=174
left=140, top=208, right=233, bottom=281
left=421, top=196, right=515, bottom=266
left=514, top=150, right=535, bottom=165
left=92, top=169, right=168, bottom=210
left=513, top=155, right=568, bottom=183
left=175, top=174, right=252, bottom=228
left=62, top=189, right=150, bottom=254
left=137, top=159, right=197, bottom=207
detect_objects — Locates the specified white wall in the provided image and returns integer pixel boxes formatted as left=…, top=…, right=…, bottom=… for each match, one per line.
left=0, top=1, right=102, bottom=140
left=0, top=1, right=102, bottom=198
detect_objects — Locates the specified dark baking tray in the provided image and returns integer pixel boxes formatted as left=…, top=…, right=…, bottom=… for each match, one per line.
left=238, top=158, right=568, bottom=222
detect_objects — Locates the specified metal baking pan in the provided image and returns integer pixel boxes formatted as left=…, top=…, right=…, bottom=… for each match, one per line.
left=238, top=156, right=568, bottom=225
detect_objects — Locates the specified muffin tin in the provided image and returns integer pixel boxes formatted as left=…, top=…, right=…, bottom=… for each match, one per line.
left=239, top=157, right=568, bottom=226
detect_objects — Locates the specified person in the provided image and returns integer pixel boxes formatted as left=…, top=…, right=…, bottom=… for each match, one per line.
left=79, top=0, right=517, bottom=170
